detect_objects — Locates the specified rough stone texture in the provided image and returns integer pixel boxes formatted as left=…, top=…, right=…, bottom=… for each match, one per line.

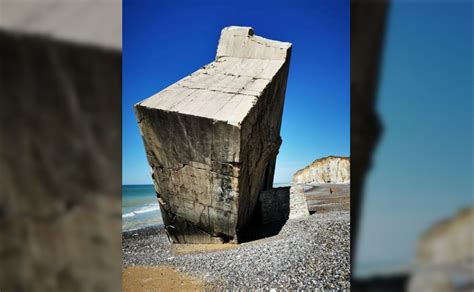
left=135, top=26, right=292, bottom=243
left=259, top=187, right=290, bottom=225
left=408, top=207, right=474, bottom=292
left=289, top=185, right=310, bottom=219
left=0, top=31, right=121, bottom=291
left=292, top=156, right=350, bottom=185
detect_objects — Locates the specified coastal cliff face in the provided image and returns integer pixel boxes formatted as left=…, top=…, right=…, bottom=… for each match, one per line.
left=415, top=207, right=473, bottom=265
left=292, top=156, right=350, bottom=185
left=408, top=206, right=474, bottom=291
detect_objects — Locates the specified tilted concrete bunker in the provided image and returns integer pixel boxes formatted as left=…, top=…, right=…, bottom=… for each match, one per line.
left=135, top=26, right=292, bottom=243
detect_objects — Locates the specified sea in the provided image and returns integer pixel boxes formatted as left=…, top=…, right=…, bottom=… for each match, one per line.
left=122, top=182, right=291, bottom=232
left=122, top=185, right=163, bottom=231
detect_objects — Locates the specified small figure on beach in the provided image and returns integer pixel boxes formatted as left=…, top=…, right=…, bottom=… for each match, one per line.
left=330, top=188, right=333, bottom=195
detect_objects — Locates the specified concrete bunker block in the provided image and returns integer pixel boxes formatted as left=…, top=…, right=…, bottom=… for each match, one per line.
left=135, top=26, right=292, bottom=243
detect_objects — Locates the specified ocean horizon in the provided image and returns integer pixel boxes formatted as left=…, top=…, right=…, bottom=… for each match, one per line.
left=122, top=182, right=291, bottom=232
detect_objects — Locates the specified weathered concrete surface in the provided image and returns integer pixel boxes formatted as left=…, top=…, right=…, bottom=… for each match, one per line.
left=135, top=26, right=292, bottom=243
left=289, top=185, right=310, bottom=219
left=408, top=206, right=474, bottom=292
left=0, top=31, right=121, bottom=291
left=259, top=187, right=290, bottom=225
left=292, top=156, right=350, bottom=185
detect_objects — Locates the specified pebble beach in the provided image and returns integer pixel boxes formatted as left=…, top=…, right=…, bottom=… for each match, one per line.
left=122, top=210, right=350, bottom=290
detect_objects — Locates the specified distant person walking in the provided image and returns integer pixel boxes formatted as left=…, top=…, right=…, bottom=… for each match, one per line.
left=329, top=188, right=333, bottom=195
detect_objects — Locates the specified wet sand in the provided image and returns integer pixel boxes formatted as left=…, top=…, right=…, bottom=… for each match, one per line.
left=172, top=243, right=238, bottom=255
left=122, top=266, right=203, bottom=292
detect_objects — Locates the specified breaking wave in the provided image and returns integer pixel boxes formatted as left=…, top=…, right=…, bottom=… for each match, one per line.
left=122, top=204, right=160, bottom=218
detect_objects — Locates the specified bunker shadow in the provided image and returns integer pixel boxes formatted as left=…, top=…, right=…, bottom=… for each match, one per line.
left=239, top=187, right=290, bottom=243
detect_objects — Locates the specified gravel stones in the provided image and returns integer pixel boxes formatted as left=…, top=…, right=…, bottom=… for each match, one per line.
left=123, top=211, right=350, bottom=290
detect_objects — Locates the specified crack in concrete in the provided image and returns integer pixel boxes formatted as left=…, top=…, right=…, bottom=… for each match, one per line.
left=152, top=161, right=241, bottom=178
left=248, top=38, right=289, bottom=50
left=176, top=84, right=260, bottom=98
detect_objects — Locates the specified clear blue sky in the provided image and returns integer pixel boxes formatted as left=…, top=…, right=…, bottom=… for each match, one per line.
left=123, top=0, right=350, bottom=185
left=355, top=1, right=472, bottom=276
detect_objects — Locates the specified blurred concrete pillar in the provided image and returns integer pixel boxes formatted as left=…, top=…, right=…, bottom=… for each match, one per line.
left=0, top=1, right=122, bottom=291
left=350, top=0, right=388, bottom=274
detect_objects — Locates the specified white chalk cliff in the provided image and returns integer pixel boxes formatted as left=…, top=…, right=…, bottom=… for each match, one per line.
left=292, top=156, right=350, bottom=185
left=408, top=206, right=474, bottom=292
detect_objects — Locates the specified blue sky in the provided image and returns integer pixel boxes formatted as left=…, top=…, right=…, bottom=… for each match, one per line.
left=355, top=1, right=472, bottom=276
left=123, top=0, right=350, bottom=185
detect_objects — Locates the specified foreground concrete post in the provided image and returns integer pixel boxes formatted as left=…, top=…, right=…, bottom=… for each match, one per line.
left=289, top=185, right=310, bottom=219
left=135, top=26, right=292, bottom=243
